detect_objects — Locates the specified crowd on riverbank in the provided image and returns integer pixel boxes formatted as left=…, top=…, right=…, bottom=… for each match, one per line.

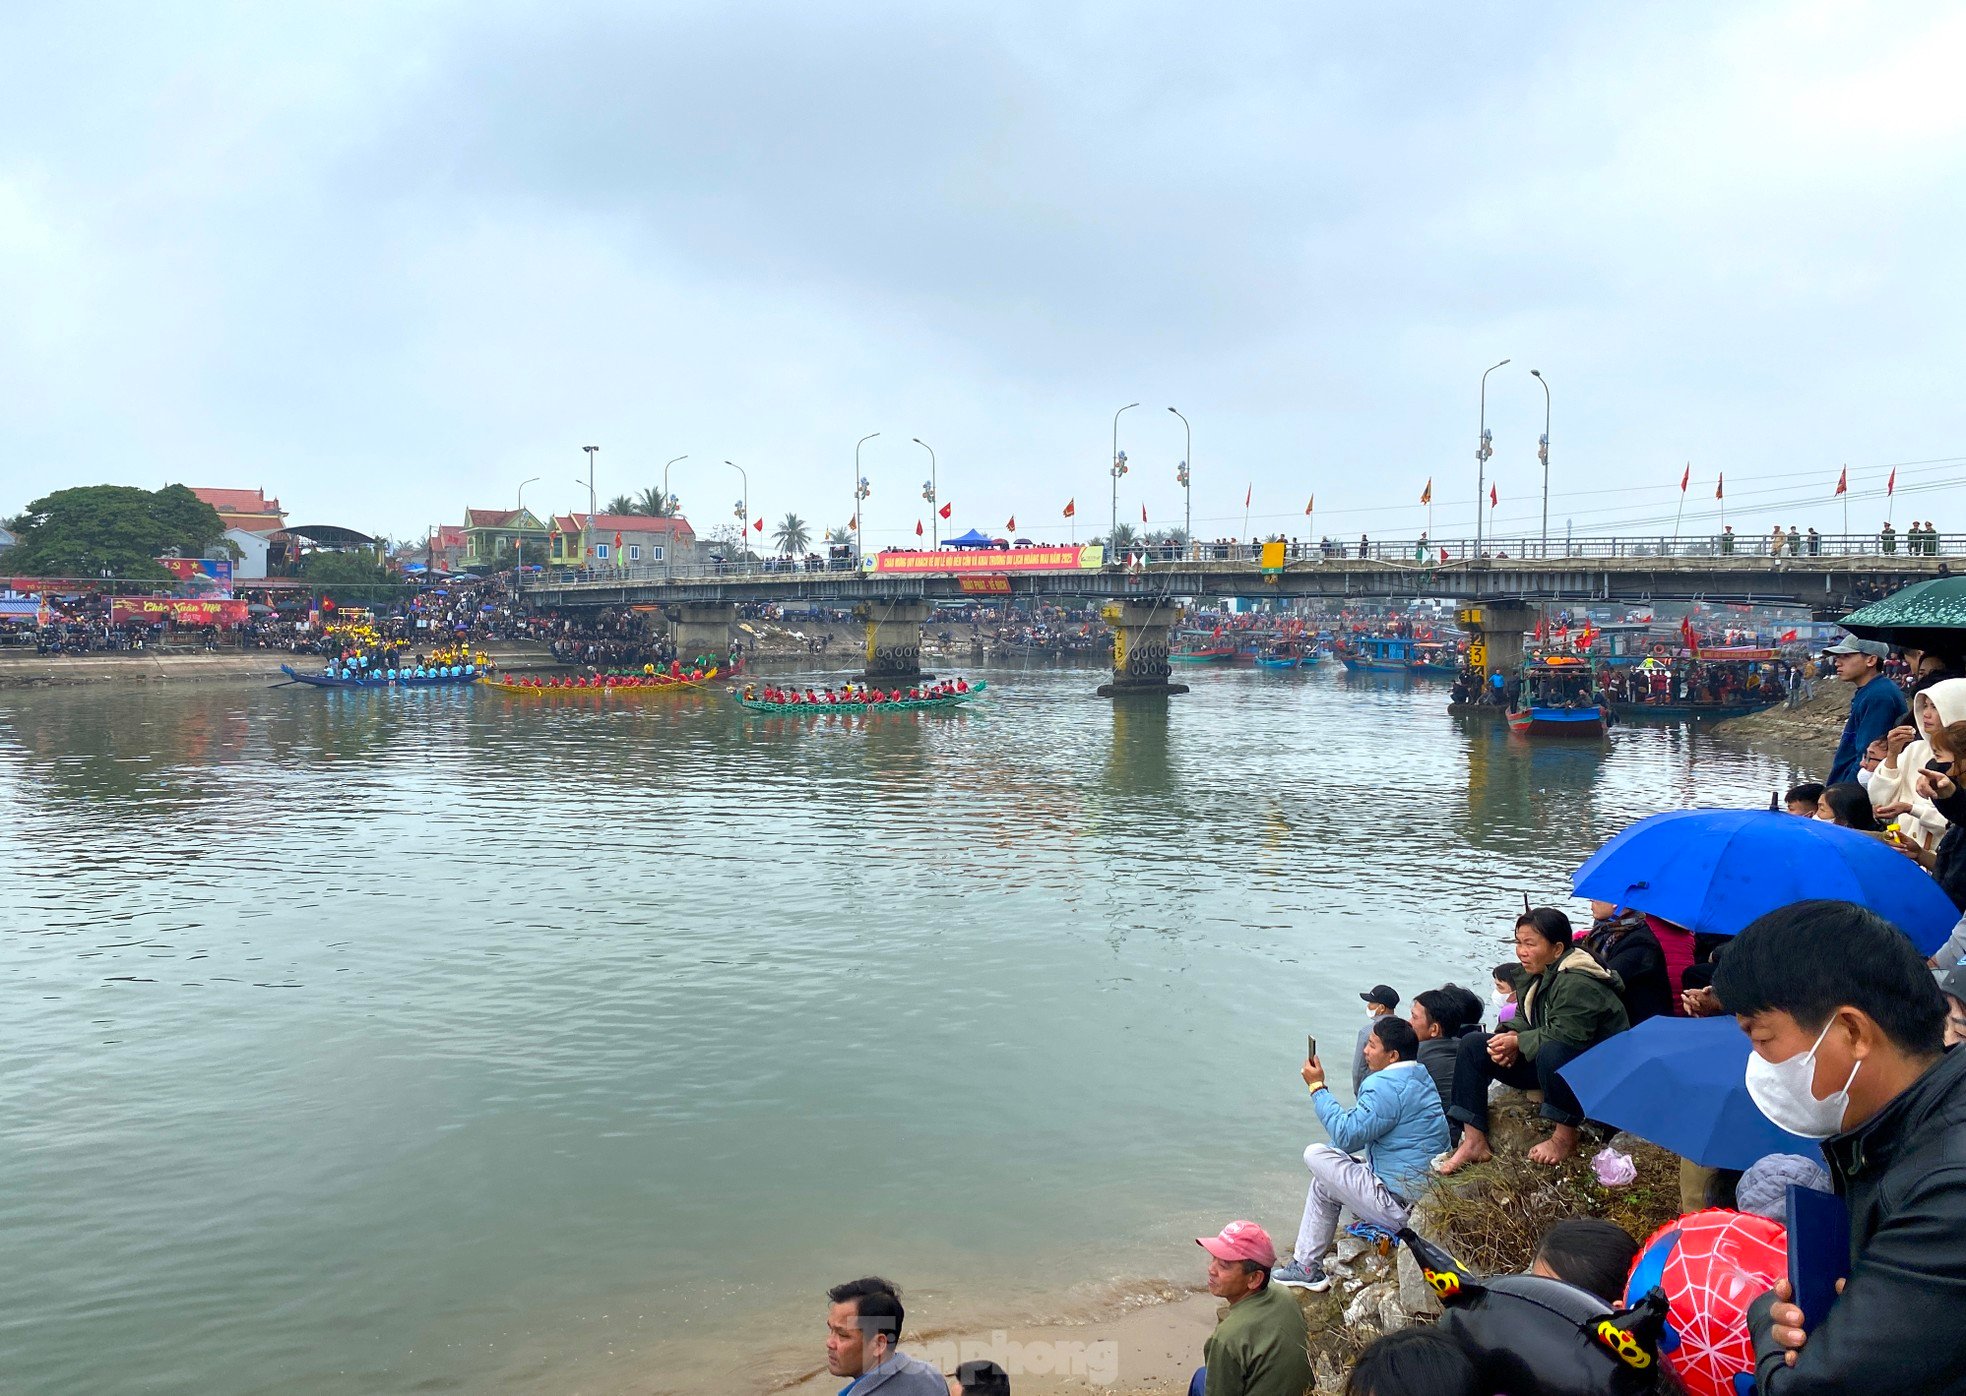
left=818, top=628, right=1966, bottom=1396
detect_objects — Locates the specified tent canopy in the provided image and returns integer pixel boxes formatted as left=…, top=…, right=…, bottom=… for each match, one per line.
left=942, top=528, right=998, bottom=548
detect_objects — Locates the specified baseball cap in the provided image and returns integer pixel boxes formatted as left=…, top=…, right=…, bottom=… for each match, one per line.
left=1197, top=1221, right=1276, bottom=1268
left=1360, top=984, right=1400, bottom=1009
left=1938, top=962, right=1966, bottom=1005
left=1821, top=636, right=1890, bottom=659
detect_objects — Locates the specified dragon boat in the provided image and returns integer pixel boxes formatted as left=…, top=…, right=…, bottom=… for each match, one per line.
left=480, top=669, right=717, bottom=697
left=735, top=681, right=987, bottom=714
left=280, top=664, right=482, bottom=688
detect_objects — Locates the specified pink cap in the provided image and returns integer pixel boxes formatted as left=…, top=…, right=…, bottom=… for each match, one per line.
left=1196, top=1221, right=1276, bottom=1268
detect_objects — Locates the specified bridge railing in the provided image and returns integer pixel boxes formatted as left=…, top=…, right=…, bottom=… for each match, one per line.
left=526, top=533, right=1957, bottom=588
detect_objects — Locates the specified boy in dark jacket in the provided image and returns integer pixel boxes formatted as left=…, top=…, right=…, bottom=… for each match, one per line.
left=1716, top=901, right=1966, bottom=1394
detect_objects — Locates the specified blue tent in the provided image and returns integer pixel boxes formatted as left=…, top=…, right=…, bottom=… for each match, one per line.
left=942, top=528, right=997, bottom=548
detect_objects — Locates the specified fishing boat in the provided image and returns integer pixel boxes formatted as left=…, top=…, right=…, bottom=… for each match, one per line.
left=1170, top=638, right=1238, bottom=664
left=1253, top=641, right=1319, bottom=670
left=1336, top=634, right=1422, bottom=674
left=1409, top=642, right=1462, bottom=678
left=736, top=681, right=987, bottom=714
left=481, top=669, right=717, bottom=697
left=280, top=664, right=481, bottom=688
left=1506, top=658, right=1611, bottom=737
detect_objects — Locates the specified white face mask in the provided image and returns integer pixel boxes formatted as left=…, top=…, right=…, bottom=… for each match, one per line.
left=1491, top=988, right=1513, bottom=1007
left=1857, top=766, right=1874, bottom=789
left=1744, top=1019, right=1861, bottom=1140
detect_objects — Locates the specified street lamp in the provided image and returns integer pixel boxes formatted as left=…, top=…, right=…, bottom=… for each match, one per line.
left=1476, top=360, right=1509, bottom=557
left=913, top=437, right=938, bottom=544
left=855, top=432, right=880, bottom=566
left=516, top=476, right=541, bottom=589
left=1111, top=402, right=1138, bottom=555
left=663, top=455, right=686, bottom=578
left=724, top=460, right=749, bottom=571
left=1168, top=406, right=1191, bottom=560
left=1529, top=369, right=1551, bottom=558
left=581, top=446, right=599, bottom=523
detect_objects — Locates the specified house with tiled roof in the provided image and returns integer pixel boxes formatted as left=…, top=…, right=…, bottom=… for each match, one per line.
left=548, top=512, right=697, bottom=569
left=461, top=507, right=547, bottom=568
left=192, top=487, right=287, bottom=534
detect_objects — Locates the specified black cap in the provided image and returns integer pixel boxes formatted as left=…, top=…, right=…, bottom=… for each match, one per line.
left=1360, top=985, right=1399, bottom=1009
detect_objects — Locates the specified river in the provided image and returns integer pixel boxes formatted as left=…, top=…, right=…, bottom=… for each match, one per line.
left=0, top=664, right=1810, bottom=1393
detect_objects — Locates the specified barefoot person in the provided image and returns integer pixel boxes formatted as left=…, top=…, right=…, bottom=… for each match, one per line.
left=1435, top=908, right=1629, bottom=1173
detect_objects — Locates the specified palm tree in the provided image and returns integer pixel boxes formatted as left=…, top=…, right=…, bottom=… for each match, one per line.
left=824, top=525, right=852, bottom=545
left=634, top=486, right=676, bottom=517
left=1106, top=523, right=1140, bottom=551
left=772, top=513, right=811, bottom=555
left=605, top=494, right=637, bottom=515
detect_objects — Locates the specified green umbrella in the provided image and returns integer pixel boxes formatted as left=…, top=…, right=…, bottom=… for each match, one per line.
left=1840, top=576, right=1966, bottom=659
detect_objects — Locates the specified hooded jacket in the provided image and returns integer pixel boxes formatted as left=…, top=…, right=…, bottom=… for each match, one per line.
left=1584, top=912, right=1674, bottom=1024
left=1866, top=676, right=1966, bottom=849
left=1749, top=1045, right=1966, bottom=1393
left=1511, top=946, right=1629, bottom=1062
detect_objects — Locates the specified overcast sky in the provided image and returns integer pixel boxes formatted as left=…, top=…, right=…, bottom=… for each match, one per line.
left=3, top=0, right=1963, bottom=548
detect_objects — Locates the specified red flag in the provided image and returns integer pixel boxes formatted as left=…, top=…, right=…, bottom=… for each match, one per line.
left=1489, top=484, right=1498, bottom=508
left=1006, top=515, right=1015, bottom=531
left=1141, top=502, right=1148, bottom=524
left=1834, top=466, right=1848, bottom=496
left=915, top=520, right=923, bottom=537
left=614, top=530, right=623, bottom=553
left=1716, top=474, right=1724, bottom=500
left=1244, top=483, right=1252, bottom=508
left=848, top=517, right=857, bottom=532
left=1888, top=468, right=1897, bottom=496
left=1420, top=478, right=1432, bottom=505
left=1304, top=496, right=1314, bottom=515
left=1781, top=628, right=1798, bottom=642
left=938, top=503, right=952, bottom=520
left=1679, top=463, right=1690, bottom=492
left=1062, top=498, right=1076, bottom=518
left=752, top=516, right=764, bottom=532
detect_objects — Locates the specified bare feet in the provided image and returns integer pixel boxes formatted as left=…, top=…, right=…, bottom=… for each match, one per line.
left=1528, top=1124, right=1580, bottom=1166
left=1433, top=1133, right=1494, bottom=1175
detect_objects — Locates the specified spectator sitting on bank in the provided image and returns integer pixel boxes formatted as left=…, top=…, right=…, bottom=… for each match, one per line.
left=1823, top=636, right=1909, bottom=786
left=1529, top=1218, right=1640, bottom=1306
left=1353, top=983, right=1399, bottom=1095
left=1815, top=781, right=1883, bottom=833
left=1343, top=1327, right=1478, bottom=1396
left=1868, top=680, right=1966, bottom=849
left=824, top=1277, right=948, bottom=1395
left=1582, top=901, right=1674, bottom=1024
left=1783, top=781, right=1827, bottom=816
left=1717, top=901, right=1966, bottom=1391
left=1192, top=1221, right=1312, bottom=1396
left=1891, top=721, right=1966, bottom=911
left=1274, top=1016, right=1449, bottom=1292
left=1490, top=963, right=1519, bottom=1024
left=1410, top=986, right=1483, bottom=1134
left=1435, top=909, right=1630, bottom=1174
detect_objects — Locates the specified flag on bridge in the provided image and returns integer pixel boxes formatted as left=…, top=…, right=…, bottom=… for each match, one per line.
left=1835, top=466, right=1848, bottom=496
left=1305, top=495, right=1314, bottom=515
left=1489, top=484, right=1498, bottom=508
left=915, top=520, right=924, bottom=537
left=1244, top=483, right=1253, bottom=508
left=752, top=517, right=764, bottom=532
left=1716, top=474, right=1725, bottom=500
left=1141, top=502, right=1148, bottom=524
left=1420, top=478, right=1432, bottom=505
left=1888, top=468, right=1897, bottom=497
left=1062, top=498, right=1075, bottom=518
left=1006, top=515, right=1016, bottom=531
left=1679, top=463, right=1690, bottom=492
left=939, top=503, right=952, bottom=519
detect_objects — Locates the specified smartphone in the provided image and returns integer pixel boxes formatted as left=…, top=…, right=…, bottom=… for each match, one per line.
left=1307, top=1035, right=1318, bottom=1062
left=1787, top=1186, right=1850, bottom=1336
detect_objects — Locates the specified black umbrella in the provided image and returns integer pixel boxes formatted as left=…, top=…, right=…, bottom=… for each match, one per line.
left=1840, top=576, right=1966, bottom=661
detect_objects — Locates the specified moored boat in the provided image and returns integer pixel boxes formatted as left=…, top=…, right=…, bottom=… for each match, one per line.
left=1336, top=634, right=1421, bottom=673
left=1505, top=658, right=1611, bottom=737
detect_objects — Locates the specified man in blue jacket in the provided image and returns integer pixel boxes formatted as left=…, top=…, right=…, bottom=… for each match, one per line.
left=1824, top=636, right=1907, bottom=785
left=1273, top=1016, right=1450, bottom=1292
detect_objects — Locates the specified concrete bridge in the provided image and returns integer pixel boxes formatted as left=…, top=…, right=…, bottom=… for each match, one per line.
left=522, top=536, right=1948, bottom=696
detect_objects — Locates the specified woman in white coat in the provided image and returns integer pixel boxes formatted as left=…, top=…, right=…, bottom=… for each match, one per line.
left=1870, top=676, right=1966, bottom=850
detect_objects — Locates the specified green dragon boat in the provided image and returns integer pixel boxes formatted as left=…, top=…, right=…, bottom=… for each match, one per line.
left=735, top=681, right=987, bottom=714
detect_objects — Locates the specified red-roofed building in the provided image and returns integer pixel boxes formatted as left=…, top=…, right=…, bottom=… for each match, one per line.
left=192, top=487, right=286, bottom=534
left=549, top=512, right=696, bottom=569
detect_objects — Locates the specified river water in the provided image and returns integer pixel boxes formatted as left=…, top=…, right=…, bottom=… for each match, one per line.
left=0, top=664, right=1810, bottom=1394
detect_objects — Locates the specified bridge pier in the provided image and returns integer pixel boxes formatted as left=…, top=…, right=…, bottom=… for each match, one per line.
left=1457, top=601, right=1535, bottom=681
left=857, top=600, right=930, bottom=681
left=667, top=602, right=736, bottom=666
left=1096, top=601, right=1190, bottom=698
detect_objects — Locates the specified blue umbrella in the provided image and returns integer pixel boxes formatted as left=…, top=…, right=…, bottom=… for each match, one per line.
left=1559, top=1015, right=1821, bottom=1170
left=1572, top=808, right=1957, bottom=955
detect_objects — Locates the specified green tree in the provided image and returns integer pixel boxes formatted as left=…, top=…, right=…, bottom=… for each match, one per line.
left=9, top=483, right=227, bottom=578
left=772, top=513, right=811, bottom=554
left=1105, top=523, right=1140, bottom=551
left=605, top=494, right=637, bottom=515
left=301, top=549, right=396, bottom=607
left=634, top=486, right=678, bottom=517
left=824, top=525, right=852, bottom=545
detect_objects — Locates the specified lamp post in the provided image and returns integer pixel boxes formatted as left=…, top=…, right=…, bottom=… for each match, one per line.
left=1168, top=406, right=1191, bottom=560
left=1476, top=360, right=1509, bottom=557
left=855, top=432, right=879, bottom=566
left=1529, top=369, right=1551, bottom=558
left=724, top=460, right=749, bottom=572
left=581, top=446, right=598, bottom=522
left=913, top=437, right=938, bottom=545
left=516, top=476, right=541, bottom=589
left=662, top=455, right=686, bottom=578
left=1111, top=402, right=1138, bottom=555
